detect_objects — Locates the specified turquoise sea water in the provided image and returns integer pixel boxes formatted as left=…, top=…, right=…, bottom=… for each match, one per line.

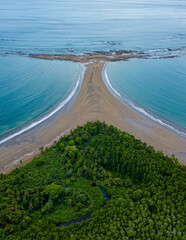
left=0, top=0, right=186, bottom=142
left=104, top=57, right=186, bottom=135
left=0, top=55, right=82, bottom=141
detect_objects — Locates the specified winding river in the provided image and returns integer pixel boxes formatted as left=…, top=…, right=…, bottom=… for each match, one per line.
left=59, top=187, right=109, bottom=227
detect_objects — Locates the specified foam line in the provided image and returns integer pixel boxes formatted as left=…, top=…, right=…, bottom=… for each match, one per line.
left=129, top=102, right=186, bottom=138
left=0, top=65, right=85, bottom=145
left=104, top=69, right=121, bottom=97
left=103, top=66, right=186, bottom=138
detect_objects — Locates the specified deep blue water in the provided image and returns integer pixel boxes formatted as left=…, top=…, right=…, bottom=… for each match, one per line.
left=0, top=0, right=186, bottom=142
left=0, top=55, right=82, bottom=141
left=104, top=57, right=186, bottom=134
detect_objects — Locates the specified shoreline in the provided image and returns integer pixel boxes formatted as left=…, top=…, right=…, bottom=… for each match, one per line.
left=0, top=55, right=186, bottom=174
left=0, top=62, right=86, bottom=145
left=103, top=63, right=186, bottom=139
left=28, top=50, right=146, bottom=63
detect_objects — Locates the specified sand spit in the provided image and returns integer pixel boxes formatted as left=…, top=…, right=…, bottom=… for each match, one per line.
left=0, top=55, right=185, bottom=174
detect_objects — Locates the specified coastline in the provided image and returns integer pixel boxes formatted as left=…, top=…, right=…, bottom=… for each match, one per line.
left=0, top=55, right=186, bottom=174
left=28, top=50, right=146, bottom=63
left=103, top=63, right=186, bottom=138
left=0, top=62, right=86, bottom=145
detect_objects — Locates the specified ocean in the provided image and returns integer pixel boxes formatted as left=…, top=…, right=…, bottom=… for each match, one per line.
left=1, top=0, right=186, bottom=54
left=104, top=57, right=186, bottom=136
left=0, top=0, right=186, bottom=142
left=0, top=55, right=83, bottom=142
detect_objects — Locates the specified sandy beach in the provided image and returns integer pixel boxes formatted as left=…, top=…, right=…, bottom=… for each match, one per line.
left=0, top=55, right=186, bottom=174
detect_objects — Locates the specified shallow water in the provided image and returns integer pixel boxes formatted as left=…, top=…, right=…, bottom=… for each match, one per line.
left=0, top=55, right=82, bottom=139
left=104, top=57, right=186, bottom=134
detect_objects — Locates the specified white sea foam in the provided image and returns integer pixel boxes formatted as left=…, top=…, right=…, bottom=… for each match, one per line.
left=0, top=65, right=85, bottom=145
left=129, top=102, right=186, bottom=138
left=103, top=66, right=186, bottom=138
left=104, top=69, right=121, bottom=97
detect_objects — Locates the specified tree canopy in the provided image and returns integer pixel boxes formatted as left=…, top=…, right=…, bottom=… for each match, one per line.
left=0, top=121, right=185, bottom=239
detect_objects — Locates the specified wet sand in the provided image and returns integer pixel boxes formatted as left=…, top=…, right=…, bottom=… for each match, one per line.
left=29, top=50, right=145, bottom=63
left=0, top=57, right=186, bottom=174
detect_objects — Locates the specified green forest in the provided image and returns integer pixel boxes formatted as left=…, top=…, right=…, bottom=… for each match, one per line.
left=0, top=121, right=185, bottom=239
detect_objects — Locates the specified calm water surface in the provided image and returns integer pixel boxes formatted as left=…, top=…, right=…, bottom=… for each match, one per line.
left=0, top=55, right=82, bottom=139
left=0, top=0, right=186, bottom=54
left=105, top=57, right=186, bottom=134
